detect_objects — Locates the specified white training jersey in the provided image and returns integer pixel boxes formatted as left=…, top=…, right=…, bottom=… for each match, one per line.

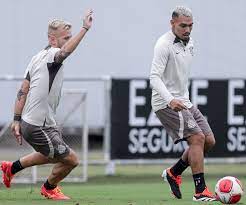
left=150, top=30, right=194, bottom=112
left=22, top=47, right=64, bottom=127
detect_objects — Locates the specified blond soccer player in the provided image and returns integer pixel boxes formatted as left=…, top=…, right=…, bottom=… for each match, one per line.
left=1, top=9, right=93, bottom=200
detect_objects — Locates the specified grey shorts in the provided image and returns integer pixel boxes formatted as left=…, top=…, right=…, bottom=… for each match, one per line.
left=20, top=120, right=70, bottom=159
left=155, top=106, right=213, bottom=144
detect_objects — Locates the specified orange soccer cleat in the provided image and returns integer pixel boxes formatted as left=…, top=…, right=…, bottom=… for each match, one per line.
left=40, top=184, right=70, bottom=200
left=1, top=161, right=14, bottom=188
left=193, top=187, right=217, bottom=202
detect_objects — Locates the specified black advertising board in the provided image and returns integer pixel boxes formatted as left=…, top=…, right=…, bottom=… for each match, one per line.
left=110, top=79, right=246, bottom=159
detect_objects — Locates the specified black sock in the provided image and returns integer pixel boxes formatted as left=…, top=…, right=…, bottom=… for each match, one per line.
left=193, top=173, right=206, bottom=193
left=11, top=160, right=24, bottom=175
left=44, top=180, right=57, bottom=190
left=170, top=159, right=189, bottom=177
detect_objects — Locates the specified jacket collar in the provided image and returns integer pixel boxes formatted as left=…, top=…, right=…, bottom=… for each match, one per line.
left=171, top=31, right=190, bottom=46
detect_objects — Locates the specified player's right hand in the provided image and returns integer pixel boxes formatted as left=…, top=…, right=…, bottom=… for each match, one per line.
left=11, top=121, right=22, bottom=145
left=169, top=99, right=187, bottom=112
left=83, top=9, right=93, bottom=30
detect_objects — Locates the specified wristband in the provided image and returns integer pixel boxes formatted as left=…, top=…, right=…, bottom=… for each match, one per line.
left=14, top=114, right=21, bottom=121
left=82, top=26, right=89, bottom=31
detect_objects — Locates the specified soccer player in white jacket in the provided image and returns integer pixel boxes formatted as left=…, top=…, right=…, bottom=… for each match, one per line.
left=150, top=6, right=216, bottom=202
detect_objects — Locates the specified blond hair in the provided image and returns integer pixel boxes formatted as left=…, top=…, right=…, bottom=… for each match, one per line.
left=172, top=6, right=192, bottom=19
left=48, top=19, right=72, bottom=35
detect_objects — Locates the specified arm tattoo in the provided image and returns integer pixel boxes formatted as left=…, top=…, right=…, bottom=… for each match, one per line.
left=17, top=89, right=26, bottom=101
left=54, top=50, right=71, bottom=64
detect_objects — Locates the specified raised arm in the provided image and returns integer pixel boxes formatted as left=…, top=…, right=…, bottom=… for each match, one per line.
left=11, top=79, right=30, bottom=144
left=54, top=9, right=93, bottom=64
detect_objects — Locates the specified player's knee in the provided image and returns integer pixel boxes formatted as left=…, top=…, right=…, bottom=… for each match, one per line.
left=196, top=133, right=206, bottom=145
left=68, top=152, right=79, bottom=168
left=206, top=134, right=216, bottom=148
left=73, top=155, right=79, bottom=168
left=63, top=150, right=79, bottom=168
left=189, top=133, right=205, bottom=146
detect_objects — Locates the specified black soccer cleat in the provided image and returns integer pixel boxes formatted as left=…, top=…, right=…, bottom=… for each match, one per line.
left=162, top=168, right=182, bottom=199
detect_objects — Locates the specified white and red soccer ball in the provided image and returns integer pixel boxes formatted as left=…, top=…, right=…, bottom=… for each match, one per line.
left=215, top=176, right=243, bottom=204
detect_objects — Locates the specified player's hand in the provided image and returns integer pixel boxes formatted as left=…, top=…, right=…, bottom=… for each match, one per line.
left=169, top=99, right=187, bottom=112
left=11, top=121, right=22, bottom=145
left=83, top=9, right=93, bottom=30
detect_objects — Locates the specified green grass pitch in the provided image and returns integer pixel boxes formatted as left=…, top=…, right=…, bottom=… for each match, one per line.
left=0, top=164, right=245, bottom=205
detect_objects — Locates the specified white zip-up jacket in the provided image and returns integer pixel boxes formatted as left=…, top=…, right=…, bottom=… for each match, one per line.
left=150, top=30, right=194, bottom=112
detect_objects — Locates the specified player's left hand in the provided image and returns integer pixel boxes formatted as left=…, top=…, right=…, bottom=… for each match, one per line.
left=83, top=9, right=93, bottom=30
left=11, top=121, right=22, bottom=145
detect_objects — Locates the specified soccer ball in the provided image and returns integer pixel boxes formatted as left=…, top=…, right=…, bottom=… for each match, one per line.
left=215, top=176, right=243, bottom=204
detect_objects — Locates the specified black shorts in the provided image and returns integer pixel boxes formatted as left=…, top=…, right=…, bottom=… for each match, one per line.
left=20, top=120, right=70, bottom=159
